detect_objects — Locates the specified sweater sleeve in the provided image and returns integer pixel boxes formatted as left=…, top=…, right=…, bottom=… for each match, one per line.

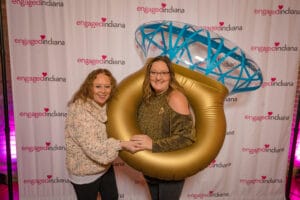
left=152, top=113, right=196, bottom=152
left=67, top=103, right=121, bottom=165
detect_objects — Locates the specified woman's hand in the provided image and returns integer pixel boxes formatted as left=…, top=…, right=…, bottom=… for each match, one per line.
left=120, top=141, right=140, bottom=153
left=130, top=134, right=153, bottom=151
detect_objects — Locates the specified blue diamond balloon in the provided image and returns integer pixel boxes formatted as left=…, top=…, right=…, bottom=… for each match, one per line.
left=135, top=20, right=263, bottom=94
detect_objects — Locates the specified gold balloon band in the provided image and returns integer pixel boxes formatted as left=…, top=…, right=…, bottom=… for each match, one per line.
left=107, top=63, right=228, bottom=180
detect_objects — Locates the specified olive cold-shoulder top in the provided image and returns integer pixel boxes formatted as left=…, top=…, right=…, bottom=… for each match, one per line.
left=137, top=91, right=196, bottom=152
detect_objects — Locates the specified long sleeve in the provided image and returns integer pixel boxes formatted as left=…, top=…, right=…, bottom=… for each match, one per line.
left=152, top=113, right=196, bottom=152
left=65, top=99, right=121, bottom=175
left=68, top=105, right=120, bottom=164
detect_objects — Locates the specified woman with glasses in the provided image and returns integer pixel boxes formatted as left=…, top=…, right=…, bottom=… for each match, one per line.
left=131, top=56, right=196, bottom=200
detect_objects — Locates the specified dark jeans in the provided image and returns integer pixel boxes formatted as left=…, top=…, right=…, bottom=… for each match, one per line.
left=144, top=175, right=185, bottom=200
left=71, top=166, right=118, bottom=200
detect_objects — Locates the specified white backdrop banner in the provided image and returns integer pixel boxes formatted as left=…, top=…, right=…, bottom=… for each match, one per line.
left=5, top=0, right=300, bottom=199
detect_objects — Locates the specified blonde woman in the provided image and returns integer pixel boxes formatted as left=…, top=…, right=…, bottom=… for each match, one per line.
left=132, top=56, right=196, bottom=200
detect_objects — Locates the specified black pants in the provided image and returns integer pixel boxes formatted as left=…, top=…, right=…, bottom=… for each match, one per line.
left=144, top=175, right=185, bottom=200
left=71, top=166, right=118, bottom=200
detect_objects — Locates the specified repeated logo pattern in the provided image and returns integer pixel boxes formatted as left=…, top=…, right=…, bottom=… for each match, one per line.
left=6, top=1, right=299, bottom=199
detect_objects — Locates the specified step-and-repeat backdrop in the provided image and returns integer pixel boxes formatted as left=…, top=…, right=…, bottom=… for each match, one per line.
left=5, top=0, right=300, bottom=199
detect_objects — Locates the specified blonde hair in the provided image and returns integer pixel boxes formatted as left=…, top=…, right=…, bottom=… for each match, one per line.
left=142, top=56, right=183, bottom=103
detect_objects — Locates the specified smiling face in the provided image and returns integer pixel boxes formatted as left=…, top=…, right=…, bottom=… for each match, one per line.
left=149, top=60, right=171, bottom=94
left=92, top=73, right=112, bottom=106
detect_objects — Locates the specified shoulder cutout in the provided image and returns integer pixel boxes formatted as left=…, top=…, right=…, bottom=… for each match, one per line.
left=168, top=90, right=191, bottom=115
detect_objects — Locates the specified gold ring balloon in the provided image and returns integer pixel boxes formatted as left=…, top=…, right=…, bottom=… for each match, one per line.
left=107, top=20, right=263, bottom=180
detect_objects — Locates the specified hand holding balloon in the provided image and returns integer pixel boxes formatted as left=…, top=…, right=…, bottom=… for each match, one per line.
left=131, top=134, right=153, bottom=151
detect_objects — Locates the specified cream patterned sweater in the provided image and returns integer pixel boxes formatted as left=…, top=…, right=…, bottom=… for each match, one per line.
left=64, top=98, right=121, bottom=176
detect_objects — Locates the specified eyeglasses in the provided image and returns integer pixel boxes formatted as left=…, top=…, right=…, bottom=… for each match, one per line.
left=150, top=71, right=170, bottom=77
